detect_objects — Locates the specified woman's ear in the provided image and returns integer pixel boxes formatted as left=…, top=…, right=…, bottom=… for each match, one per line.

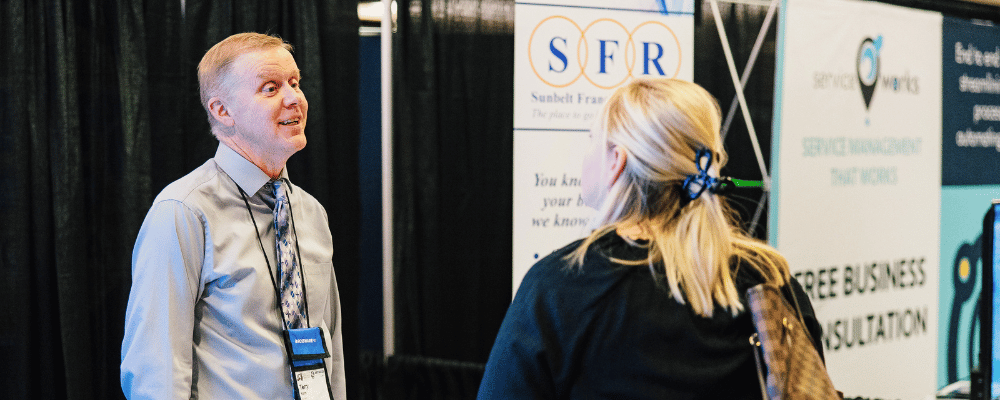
left=608, top=145, right=627, bottom=186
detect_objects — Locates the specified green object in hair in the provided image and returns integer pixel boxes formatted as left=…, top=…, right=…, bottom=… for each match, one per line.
left=730, top=178, right=763, bottom=188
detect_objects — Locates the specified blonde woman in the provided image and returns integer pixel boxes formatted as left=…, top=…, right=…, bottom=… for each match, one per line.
left=478, top=78, right=822, bottom=399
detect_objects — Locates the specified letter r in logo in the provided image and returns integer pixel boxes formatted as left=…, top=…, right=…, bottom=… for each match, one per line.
left=643, top=42, right=666, bottom=75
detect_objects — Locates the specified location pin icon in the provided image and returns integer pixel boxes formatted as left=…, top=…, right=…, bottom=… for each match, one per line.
left=856, top=36, right=882, bottom=110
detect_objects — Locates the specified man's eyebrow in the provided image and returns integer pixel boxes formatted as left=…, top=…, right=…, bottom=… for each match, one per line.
left=256, top=69, right=301, bottom=80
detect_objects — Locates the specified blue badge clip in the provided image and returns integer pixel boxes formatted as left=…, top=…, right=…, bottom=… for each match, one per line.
left=285, top=327, right=329, bottom=368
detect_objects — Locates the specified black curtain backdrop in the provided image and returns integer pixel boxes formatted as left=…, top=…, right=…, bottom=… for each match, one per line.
left=1, top=0, right=360, bottom=399
left=393, top=0, right=516, bottom=363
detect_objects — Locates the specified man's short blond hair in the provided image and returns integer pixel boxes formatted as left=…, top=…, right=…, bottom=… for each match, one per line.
left=198, top=33, right=293, bottom=134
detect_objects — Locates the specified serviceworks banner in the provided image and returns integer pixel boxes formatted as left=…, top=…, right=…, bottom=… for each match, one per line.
left=772, top=0, right=942, bottom=398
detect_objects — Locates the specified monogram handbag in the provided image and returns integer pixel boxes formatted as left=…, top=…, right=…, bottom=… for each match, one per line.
left=745, top=283, right=842, bottom=400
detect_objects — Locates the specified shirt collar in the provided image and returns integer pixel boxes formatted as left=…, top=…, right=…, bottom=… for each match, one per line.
left=214, top=143, right=291, bottom=195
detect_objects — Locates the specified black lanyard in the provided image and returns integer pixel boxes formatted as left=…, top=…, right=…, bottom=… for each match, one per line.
left=237, top=179, right=312, bottom=329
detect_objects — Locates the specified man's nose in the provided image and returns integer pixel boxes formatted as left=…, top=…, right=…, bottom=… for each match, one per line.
left=282, top=86, right=302, bottom=107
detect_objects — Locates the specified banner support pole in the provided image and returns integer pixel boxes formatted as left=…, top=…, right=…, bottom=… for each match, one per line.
left=381, top=0, right=396, bottom=358
left=709, top=0, right=771, bottom=190
left=720, top=0, right=779, bottom=141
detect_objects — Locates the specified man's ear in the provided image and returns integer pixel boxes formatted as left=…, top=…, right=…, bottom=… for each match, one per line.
left=608, top=145, right=627, bottom=186
left=208, top=97, right=235, bottom=128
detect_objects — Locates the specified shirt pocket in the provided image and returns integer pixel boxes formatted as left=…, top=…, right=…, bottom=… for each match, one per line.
left=303, top=262, right=333, bottom=323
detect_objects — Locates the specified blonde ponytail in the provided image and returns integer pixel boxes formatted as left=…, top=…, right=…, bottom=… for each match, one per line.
left=568, top=78, right=789, bottom=317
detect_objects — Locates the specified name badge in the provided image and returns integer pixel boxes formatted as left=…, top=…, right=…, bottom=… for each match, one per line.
left=284, top=327, right=334, bottom=400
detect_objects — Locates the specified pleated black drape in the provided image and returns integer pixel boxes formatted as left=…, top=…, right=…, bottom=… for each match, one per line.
left=2, top=1, right=149, bottom=398
left=393, top=0, right=515, bottom=363
left=1, top=0, right=360, bottom=398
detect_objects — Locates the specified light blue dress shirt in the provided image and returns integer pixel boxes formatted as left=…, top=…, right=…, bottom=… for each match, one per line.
left=121, top=144, right=346, bottom=400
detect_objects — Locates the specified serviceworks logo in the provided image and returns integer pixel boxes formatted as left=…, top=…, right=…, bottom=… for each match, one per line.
left=856, top=36, right=883, bottom=110
left=813, top=34, right=920, bottom=118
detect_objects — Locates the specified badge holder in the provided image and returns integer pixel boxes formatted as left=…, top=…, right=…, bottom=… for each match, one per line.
left=284, top=327, right=335, bottom=400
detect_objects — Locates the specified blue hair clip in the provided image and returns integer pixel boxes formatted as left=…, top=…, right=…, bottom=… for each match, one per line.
left=682, top=149, right=728, bottom=200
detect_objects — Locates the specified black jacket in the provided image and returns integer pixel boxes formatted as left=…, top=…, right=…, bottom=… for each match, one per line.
left=478, top=232, right=822, bottom=399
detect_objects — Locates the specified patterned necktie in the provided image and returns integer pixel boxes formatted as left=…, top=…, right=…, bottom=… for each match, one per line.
left=273, top=180, right=305, bottom=329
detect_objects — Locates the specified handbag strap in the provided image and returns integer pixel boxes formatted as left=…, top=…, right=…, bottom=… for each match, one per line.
left=784, top=282, right=808, bottom=328
left=738, top=264, right=778, bottom=400
left=749, top=333, right=770, bottom=400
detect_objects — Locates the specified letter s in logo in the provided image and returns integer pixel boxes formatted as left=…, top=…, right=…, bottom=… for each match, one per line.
left=549, top=37, right=568, bottom=73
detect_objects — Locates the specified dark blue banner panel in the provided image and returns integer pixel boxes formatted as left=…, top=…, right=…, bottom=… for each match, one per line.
left=942, top=17, right=1000, bottom=186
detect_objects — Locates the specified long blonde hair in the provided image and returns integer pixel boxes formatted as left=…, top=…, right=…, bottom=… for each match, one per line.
left=568, top=78, right=789, bottom=317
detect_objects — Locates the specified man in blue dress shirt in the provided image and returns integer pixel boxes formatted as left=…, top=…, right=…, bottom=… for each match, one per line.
left=121, top=33, right=346, bottom=399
